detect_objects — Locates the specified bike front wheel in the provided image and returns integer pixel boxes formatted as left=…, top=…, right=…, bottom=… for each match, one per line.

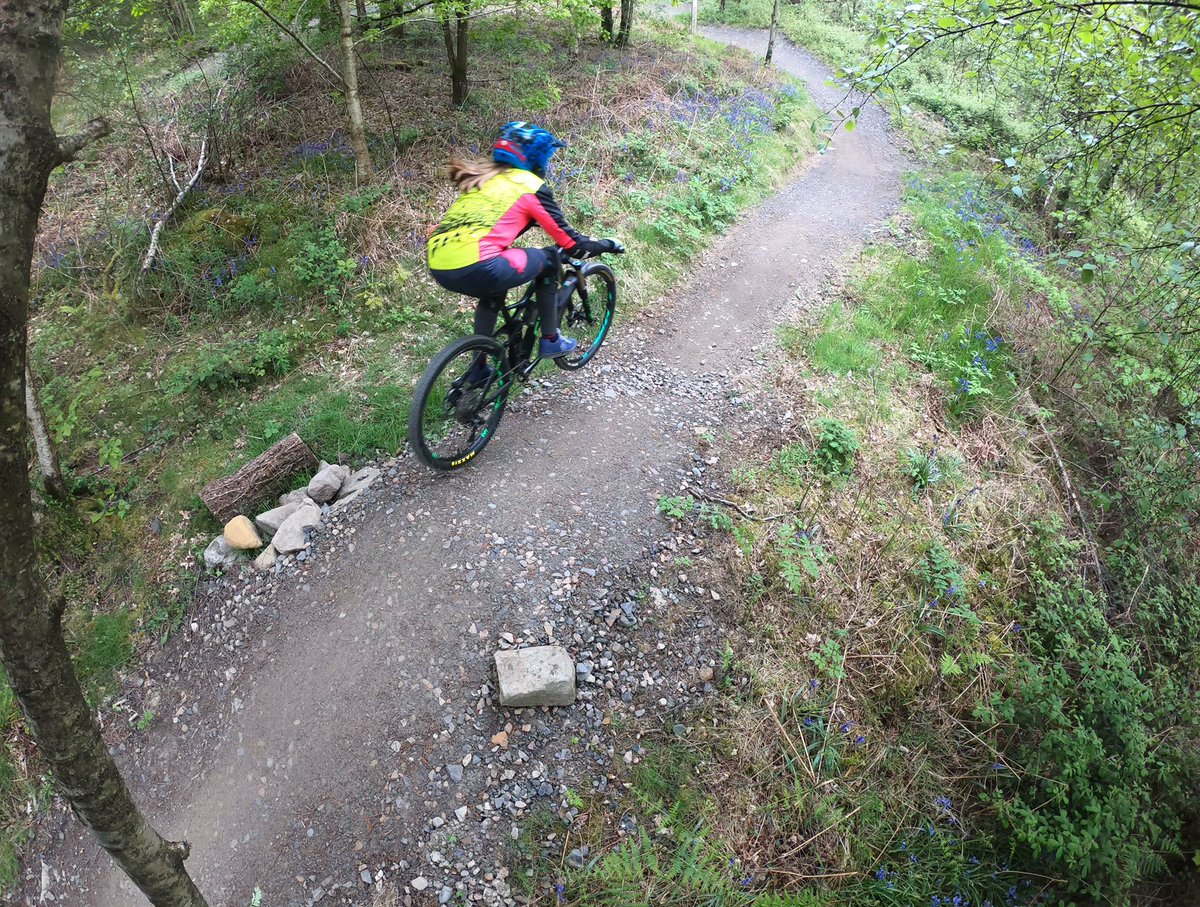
left=555, top=263, right=617, bottom=371
left=408, top=335, right=511, bottom=471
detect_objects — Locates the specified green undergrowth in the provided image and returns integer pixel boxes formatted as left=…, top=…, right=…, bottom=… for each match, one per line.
left=7, top=16, right=818, bottom=884
left=699, top=0, right=1032, bottom=153
left=546, top=169, right=1200, bottom=905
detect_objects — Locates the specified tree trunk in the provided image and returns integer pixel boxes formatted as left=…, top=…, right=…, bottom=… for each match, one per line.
left=0, top=5, right=209, bottom=906
left=441, top=7, right=469, bottom=108
left=337, top=0, right=374, bottom=182
left=690, top=0, right=697, bottom=33
left=163, top=0, right=196, bottom=37
left=24, top=365, right=69, bottom=502
left=355, top=0, right=368, bottom=23
left=600, top=4, right=613, bottom=39
left=766, top=0, right=780, bottom=63
left=199, top=432, right=318, bottom=523
left=616, top=0, right=633, bottom=46
left=720, top=0, right=726, bottom=15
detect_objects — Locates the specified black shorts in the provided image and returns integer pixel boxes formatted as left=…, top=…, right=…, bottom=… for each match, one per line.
left=431, top=248, right=551, bottom=304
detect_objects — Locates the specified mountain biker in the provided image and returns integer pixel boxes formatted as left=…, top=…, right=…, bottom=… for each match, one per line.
left=427, top=121, right=624, bottom=364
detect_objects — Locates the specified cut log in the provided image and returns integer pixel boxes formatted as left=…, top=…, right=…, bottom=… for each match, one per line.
left=200, top=433, right=317, bottom=523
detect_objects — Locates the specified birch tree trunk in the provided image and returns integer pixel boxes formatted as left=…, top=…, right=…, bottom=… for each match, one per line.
left=24, top=365, right=68, bottom=502
left=766, top=0, right=780, bottom=63
left=337, top=0, right=374, bottom=182
left=0, top=4, right=208, bottom=905
left=691, top=0, right=697, bottom=34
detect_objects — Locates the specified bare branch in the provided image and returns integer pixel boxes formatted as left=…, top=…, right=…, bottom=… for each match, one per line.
left=140, top=138, right=209, bottom=275
left=234, top=0, right=346, bottom=86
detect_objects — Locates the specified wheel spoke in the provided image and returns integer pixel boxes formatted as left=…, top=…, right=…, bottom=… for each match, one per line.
left=411, top=341, right=508, bottom=467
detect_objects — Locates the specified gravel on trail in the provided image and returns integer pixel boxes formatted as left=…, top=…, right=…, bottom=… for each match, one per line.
left=15, top=29, right=904, bottom=907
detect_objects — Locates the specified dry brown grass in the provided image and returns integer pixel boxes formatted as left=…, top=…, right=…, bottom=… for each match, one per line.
left=671, top=274, right=1072, bottom=884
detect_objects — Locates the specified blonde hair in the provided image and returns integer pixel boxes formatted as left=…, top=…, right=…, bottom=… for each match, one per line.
left=448, top=157, right=510, bottom=193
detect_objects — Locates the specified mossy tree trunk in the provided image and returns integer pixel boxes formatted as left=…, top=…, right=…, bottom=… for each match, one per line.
left=337, top=0, right=374, bottom=182
left=600, top=4, right=613, bottom=39
left=616, top=0, right=633, bottom=45
left=0, top=4, right=209, bottom=905
left=441, top=5, right=470, bottom=108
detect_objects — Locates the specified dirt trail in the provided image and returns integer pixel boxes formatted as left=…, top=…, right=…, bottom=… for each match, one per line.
left=24, top=30, right=903, bottom=907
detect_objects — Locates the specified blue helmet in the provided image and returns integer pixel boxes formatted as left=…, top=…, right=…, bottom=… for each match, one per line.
left=492, top=121, right=564, bottom=176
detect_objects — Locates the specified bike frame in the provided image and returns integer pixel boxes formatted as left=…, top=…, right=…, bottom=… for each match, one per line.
left=492, top=248, right=589, bottom=381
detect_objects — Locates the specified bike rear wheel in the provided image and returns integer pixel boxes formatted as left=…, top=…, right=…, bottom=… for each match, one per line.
left=408, top=335, right=511, bottom=471
left=555, top=263, right=617, bottom=371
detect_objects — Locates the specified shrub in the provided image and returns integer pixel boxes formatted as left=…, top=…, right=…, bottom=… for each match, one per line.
left=985, top=522, right=1200, bottom=901
left=813, top=417, right=859, bottom=475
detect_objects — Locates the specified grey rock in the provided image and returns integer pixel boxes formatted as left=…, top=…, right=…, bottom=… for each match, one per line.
left=439, top=886, right=454, bottom=905
left=307, top=464, right=350, bottom=503
left=447, top=764, right=463, bottom=783
left=494, top=646, right=576, bottom=707
left=253, top=545, right=278, bottom=572
left=279, top=488, right=311, bottom=506
left=203, top=536, right=238, bottom=572
left=272, top=501, right=322, bottom=553
left=567, top=846, right=589, bottom=869
left=255, top=501, right=301, bottom=537
left=337, top=466, right=379, bottom=501
left=330, top=489, right=362, bottom=512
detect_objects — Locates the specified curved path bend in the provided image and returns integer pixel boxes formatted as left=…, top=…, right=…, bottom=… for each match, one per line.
left=24, top=27, right=904, bottom=907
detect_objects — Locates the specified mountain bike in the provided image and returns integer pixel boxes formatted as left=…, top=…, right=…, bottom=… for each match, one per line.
left=407, top=248, right=619, bottom=471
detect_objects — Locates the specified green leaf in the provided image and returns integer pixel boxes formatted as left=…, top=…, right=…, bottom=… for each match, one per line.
left=1080, top=263, right=1096, bottom=283
left=1004, top=157, right=1017, bottom=168
left=1011, top=185, right=1024, bottom=198
left=937, top=16, right=958, bottom=29
left=844, top=120, right=856, bottom=132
